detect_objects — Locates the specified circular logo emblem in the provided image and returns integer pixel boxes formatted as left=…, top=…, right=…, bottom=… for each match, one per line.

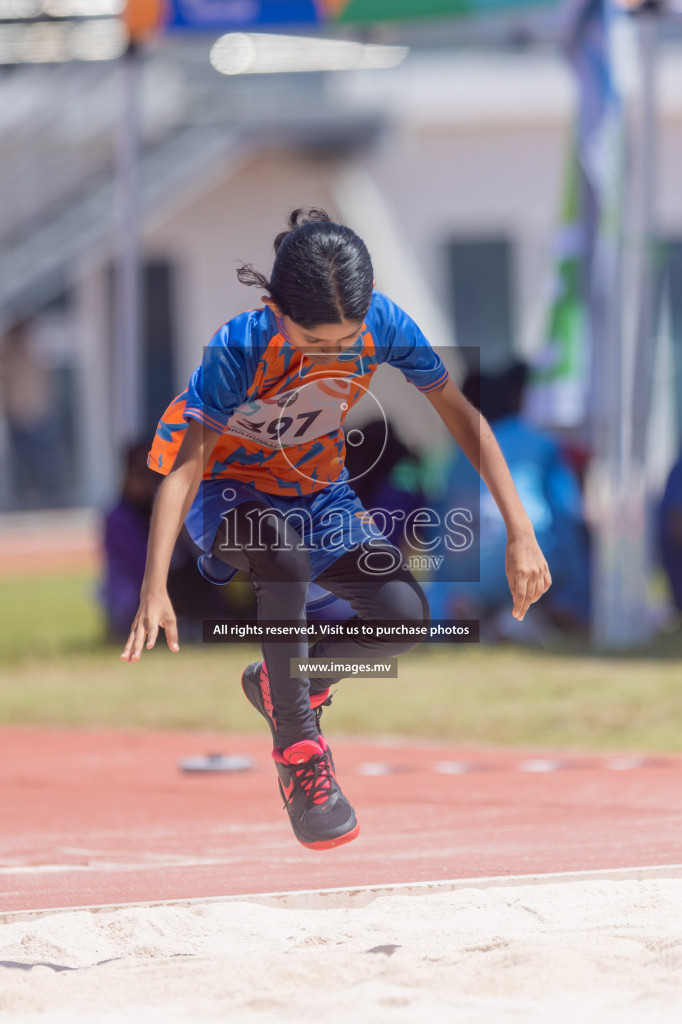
left=275, top=376, right=388, bottom=486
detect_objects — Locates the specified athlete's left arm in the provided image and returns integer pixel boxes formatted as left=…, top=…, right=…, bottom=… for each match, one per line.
left=425, top=378, right=552, bottom=621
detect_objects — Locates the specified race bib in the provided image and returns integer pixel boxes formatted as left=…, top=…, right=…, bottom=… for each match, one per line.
left=226, top=378, right=354, bottom=449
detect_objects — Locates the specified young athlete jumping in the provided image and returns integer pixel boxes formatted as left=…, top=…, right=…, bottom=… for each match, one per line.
left=121, top=209, right=551, bottom=851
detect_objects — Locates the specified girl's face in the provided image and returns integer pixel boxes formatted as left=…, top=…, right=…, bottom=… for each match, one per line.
left=263, top=299, right=364, bottom=366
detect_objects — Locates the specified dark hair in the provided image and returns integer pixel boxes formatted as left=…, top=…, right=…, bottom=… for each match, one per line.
left=502, top=360, right=528, bottom=416
left=463, top=361, right=529, bottom=423
left=463, top=372, right=507, bottom=423
left=237, top=208, right=374, bottom=328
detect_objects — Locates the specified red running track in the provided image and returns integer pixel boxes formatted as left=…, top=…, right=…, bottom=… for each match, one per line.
left=2, top=727, right=682, bottom=913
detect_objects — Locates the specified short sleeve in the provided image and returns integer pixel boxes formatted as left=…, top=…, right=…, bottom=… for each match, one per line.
left=183, top=315, right=263, bottom=433
left=366, top=292, right=449, bottom=394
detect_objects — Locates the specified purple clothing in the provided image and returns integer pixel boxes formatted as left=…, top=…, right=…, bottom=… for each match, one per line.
left=100, top=500, right=151, bottom=637
left=659, top=455, right=682, bottom=610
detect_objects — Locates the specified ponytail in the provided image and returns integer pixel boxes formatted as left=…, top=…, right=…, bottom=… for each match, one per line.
left=237, top=208, right=374, bottom=328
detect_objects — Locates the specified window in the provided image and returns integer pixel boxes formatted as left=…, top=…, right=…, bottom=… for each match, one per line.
left=446, top=237, right=515, bottom=373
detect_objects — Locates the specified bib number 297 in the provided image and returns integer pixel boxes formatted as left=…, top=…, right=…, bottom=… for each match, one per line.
left=234, top=408, right=322, bottom=445
left=226, top=379, right=350, bottom=449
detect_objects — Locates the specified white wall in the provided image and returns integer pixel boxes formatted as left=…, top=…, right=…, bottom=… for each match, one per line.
left=359, top=121, right=569, bottom=356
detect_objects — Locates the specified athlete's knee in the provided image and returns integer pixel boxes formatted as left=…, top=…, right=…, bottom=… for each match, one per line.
left=373, top=576, right=430, bottom=628
left=261, top=543, right=311, bottom=586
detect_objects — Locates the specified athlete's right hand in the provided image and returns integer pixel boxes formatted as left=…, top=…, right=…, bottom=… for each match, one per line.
left=120, top=588, right=180, bottom=662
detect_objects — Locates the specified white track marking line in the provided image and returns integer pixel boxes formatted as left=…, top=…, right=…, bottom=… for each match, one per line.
left=0, top=858, right=232, bottom=876
left=3, top=863, right=682, bottom=924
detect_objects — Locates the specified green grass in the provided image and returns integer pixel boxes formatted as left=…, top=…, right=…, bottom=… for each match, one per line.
left=3, top=570, right=682, bottom=752
left=2, top=571, right=103, bottom=663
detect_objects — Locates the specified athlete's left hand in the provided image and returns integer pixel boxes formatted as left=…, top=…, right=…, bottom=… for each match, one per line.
left=505, top=532, right=552, bottom=621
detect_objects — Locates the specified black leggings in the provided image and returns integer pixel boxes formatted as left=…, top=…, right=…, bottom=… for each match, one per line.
left=211, top=501, right=430, bottom=748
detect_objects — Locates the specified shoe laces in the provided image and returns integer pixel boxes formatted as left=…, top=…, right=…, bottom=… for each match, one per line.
left=313, top=689, right=335, bottom=729
left=291, top=752, right=333, bottom=806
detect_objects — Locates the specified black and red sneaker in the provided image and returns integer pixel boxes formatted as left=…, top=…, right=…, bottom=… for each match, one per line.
left=241, top=661, right=332, bottom=745
left=241, top=661, right=280, bottom=745
left=272, top=737, right=359, bottom=850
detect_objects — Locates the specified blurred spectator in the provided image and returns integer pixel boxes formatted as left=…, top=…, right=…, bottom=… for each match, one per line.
left=100, top=442, right=246, bottom=641
left=100, top=443, right=159, bottom=640
left=428, top=362, right=590, bottom=641
left=659, top=454, right=682, bottom=614
left=0, top=321, right=66, bottom=509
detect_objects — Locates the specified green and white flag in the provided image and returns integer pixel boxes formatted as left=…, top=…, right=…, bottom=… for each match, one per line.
left=526, top=142, right=588, bottom=428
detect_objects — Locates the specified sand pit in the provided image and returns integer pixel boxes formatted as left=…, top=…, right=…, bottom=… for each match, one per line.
left=1, top=874, right=682, bottom=1023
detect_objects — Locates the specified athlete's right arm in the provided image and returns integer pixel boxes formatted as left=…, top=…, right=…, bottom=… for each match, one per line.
left=120, top=419, right=220, bottom=663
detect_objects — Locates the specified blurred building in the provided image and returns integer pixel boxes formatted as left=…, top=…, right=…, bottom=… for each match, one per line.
left=2, top=26, right=682, bottom=510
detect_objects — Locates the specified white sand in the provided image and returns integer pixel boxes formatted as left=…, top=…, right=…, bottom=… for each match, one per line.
left=2, top=877, right=682, bottom=1023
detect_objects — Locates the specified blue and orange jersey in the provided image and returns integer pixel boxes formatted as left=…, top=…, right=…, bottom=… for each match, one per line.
left=148, top=291, right=449, bottom=498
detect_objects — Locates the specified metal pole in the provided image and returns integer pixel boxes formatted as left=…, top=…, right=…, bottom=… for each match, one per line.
left=114, top=41, right=143, bottom=447
left=590, top=1, right=658, bottom=648
left=631, top=4, right=658, bottom=469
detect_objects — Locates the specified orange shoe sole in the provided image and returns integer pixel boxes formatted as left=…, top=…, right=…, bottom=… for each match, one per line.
left=297, top=822, right=360, bottom=851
